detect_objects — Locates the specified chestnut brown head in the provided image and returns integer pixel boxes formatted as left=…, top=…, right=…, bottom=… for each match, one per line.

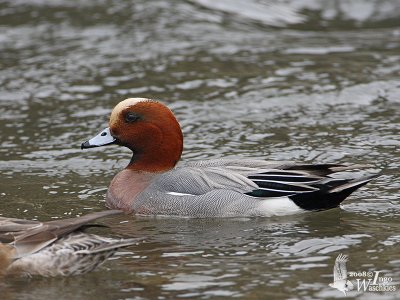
left=82, top=98, right=183, bottom=173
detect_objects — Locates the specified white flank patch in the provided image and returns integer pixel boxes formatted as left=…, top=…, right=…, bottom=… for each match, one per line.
left=256, top=197, right=303, bottom=216
left=166, top=192, right=196, bottom=196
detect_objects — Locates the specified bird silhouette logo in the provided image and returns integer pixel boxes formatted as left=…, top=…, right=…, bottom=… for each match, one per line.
left=329, top=253, right=354, bottom=295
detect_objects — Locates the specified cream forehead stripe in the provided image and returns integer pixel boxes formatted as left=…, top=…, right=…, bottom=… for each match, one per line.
left=109, top=98, right=150, bottom=126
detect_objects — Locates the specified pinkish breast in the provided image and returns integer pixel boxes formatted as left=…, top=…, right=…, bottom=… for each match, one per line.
left=106, top=169, right=156, bottom=212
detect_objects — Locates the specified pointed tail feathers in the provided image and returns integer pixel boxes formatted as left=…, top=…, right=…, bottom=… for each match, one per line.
left=289, top=175, right=379, bottom=211
left=329, top=175, right=379, bottom=193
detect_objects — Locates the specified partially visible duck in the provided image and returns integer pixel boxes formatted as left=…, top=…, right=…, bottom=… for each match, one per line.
left=81, top=98, right=378, bottom=218
left=0, top=210, right=140, bottom=277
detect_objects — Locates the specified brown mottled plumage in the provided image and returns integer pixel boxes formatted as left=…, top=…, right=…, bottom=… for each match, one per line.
left=0, top=210, right=140, bottom=277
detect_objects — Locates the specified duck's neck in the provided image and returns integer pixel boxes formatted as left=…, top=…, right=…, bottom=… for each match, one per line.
left=106, top=169, right=157, bottom=212
left=127, top=149, right=178, bottom=173
left=124, top=115, right=183, bottom=173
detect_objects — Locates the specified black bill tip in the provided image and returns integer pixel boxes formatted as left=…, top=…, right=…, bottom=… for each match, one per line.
left=81, top=141, right=95, bottom=149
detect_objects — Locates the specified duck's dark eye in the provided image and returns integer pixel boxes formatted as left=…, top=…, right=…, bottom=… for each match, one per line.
left=125, top=112, right=140, bottom=123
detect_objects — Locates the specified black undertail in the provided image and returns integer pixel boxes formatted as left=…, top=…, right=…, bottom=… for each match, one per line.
left=288, top=175, right=378, bottom=210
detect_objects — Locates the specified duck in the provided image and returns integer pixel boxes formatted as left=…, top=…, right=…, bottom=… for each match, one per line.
left=81, top=98, right=378, bottom=218
left=0, top=210, right=140, bottom=277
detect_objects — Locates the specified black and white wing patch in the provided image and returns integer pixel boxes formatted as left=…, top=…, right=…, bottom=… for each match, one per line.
left=245, top=164, right=378, bottom=211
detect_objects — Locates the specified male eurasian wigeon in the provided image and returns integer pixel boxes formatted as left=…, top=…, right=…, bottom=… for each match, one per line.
left=81, top=98, right=378, bottom=217
left=0, top=210, right=140, bottom=277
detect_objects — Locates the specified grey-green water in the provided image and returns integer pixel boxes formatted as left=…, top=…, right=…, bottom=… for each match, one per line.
left=0, top=0, right=399, bottom=299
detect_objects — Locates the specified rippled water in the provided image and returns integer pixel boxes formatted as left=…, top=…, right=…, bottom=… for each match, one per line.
left=0, top=0, right=399, bottom=299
